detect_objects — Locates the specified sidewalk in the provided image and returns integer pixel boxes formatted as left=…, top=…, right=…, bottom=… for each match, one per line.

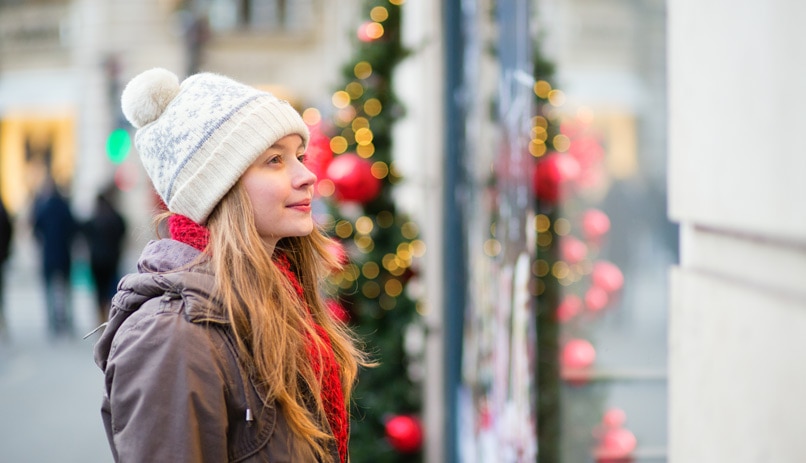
left=0, top=233, right=112, bottom=463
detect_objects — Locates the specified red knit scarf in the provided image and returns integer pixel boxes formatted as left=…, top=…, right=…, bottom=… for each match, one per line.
left=168, top=214, right=348, bottom=462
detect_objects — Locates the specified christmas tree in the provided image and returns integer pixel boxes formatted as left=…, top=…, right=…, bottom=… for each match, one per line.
left=303, top=1, right=424, bottom=461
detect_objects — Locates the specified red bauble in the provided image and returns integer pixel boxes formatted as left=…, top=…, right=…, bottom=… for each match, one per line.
left=585, top=286, right=609, bottom=313
left=602, top=408, right=627, bottom=429
left=556, top=294, right=582, bottom=322
left=592, top=261, right=624, bottom=293
left=533, top=153, right=580, bottom=203
left=582, top=209, right=611, bottom=242
left=326, top=153, right=381, bottom=204
left=305, top=123, right=334, bottom=182
left=597, top=428, right=637, bottom=460
left=561, top=339, right=596, bottom=370
left=385, top=415, right=423, bottom=453
left=560, top=236, right=588, bottom=264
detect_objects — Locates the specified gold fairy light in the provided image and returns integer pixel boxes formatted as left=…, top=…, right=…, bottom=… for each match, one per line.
left=355, top=216, right=374, bottom=234
left=371, top=161, right=389, bottom=178
left=483, top=239, right=501, bottom=257
left=370, top=6, right=389, bottom=22
left=534, top=80, right=552, bottom=98
left=355, top=127, right=374, bottom=145
left=302, top=108, right=321, bottom=125
left=352, top=117, right=370, bottom=131
left=334, top=219, right=353, bottom=238
left=332, top=90, right=351, bottom=108
left=553, top=134, right=570, bottom=152
left=548, top=89, right=566, bottom=106
left=363, top=281, right=381, bottom=298
left=363, top=261, right=380, bottom=279
left=376, top=211, right=394, bottom=228
left=330, top=136, right=348, bottom=154
left=354, top=61, right=373, bottom=79
left=357, top=143, right=375, bottom=158
left=379, top=294, right=396, bottom=310
left=364, top=98, right=382, bottom=116
left=346, top=82, right=365, bottom=99
left=401, top=221, right=419, bottom=239
left=410, top=239, right=426, bottom=257
left=536, top=214, right=551, bottom=232
left=385, top=279, right=403, bottom=297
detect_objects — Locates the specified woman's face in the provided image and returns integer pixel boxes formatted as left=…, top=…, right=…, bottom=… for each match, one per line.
left=241, top=134, right=316, bottom=249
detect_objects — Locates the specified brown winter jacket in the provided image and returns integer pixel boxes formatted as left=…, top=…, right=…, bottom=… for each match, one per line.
left=93, top=239, right=338, bottom=462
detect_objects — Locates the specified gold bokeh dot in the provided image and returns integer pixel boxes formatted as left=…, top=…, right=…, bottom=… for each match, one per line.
left=330, top=136, right=348, bottom=154
left=332, top=91, right=351, bottom=109
left=371, top=161, right=388, bottom=179
left=354, top=61, right=373, bottom=79
left=370, top=6, right=389, bottom=22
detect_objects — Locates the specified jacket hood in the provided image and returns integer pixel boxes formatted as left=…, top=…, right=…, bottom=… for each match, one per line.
left=94, top=239, right=225, bottom=370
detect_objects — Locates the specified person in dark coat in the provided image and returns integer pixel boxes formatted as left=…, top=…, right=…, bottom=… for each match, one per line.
left=83, top=187, right=127, bottom=323
left=32, top=179, right=77, bottom=337
left=0, top=199, right=13, bottom=338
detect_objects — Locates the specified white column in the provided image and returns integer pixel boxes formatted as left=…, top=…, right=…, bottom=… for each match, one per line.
left=668, top=2, right=806, bottom=461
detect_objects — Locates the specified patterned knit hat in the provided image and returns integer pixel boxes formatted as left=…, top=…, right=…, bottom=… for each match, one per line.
left=121, top=68, right=310, bottom=224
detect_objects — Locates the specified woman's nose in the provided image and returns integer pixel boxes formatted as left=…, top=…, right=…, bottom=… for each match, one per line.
left=295, top=162, right=317, bottom=188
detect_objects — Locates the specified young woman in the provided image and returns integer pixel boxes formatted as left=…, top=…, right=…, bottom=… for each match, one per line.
left=94, top=68, right=365, bottom=462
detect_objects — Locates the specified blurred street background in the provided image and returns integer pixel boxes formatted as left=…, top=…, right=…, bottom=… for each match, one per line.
left=0, top=231, right=111, bottom=462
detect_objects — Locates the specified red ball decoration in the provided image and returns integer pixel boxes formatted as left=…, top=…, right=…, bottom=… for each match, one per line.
left=596, top=428, right=637, bottom=462
left=533, top=153, right=580, bottom=203
left=581, top=208, right=611, bottom=242
left=326, top=153, right=382, bottom=204
left=561, top=339, right=596, bottom=370
left=305, top=122, right=334, bottom=183
left=560, top=236, right=588, bottom=264
left=585, top=286, right=609, bottom=313
left=385, top=415, right=423, bottom=453
left=592, top=261, right=624, bottom=293
left=556, top=294, right=582, bottom=322
left=602, top=408, right=627, bottom=429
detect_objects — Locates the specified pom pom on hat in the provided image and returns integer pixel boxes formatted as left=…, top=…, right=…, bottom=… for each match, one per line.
left=121, top=68, right=310, bottom=224
left=121, top=68, right=181, bottom=128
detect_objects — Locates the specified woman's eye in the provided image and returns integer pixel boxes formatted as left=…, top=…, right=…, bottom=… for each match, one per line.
left=267, top=156, right=281, bottom=164
left=297, top=154, right=308, bottom=164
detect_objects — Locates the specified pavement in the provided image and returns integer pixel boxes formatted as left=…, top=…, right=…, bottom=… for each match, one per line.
left=0, top=233, right=113, bottom=463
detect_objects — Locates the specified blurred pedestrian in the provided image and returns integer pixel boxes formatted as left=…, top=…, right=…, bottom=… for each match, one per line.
left=83, top=186, right=127, bottom=323
left=32, top=177, right=76, bottom=337
left=0, top=198, right=13, bottom=339
left=94, top=68, right=368, bottom=462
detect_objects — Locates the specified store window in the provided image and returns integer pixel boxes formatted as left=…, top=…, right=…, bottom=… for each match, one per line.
left=456, top=0, right=671, bottom=462
left=202, top=0, right=316, bottom=33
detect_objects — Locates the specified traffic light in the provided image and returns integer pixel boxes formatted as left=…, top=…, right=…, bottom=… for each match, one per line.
left=106, top=128, right=131, bottom=164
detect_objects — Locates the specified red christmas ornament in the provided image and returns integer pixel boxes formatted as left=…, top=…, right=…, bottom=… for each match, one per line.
left=602, top=408, right=627, bottom=429
left=592, top=261, right=624, bottom=293
left=582, top=209, right=611, bottom=242
left=561, top=339, right=596, bottom=370
left=596, top=428, right=637, bottom=462
left=385, top=415, right=423, bottom=453
left=326, top=153, right=381, bottom=204
left=585, top=286, right=609, bottom=313
left=305, top=122, right=334, bottom=183
left=533, top=153, right=580, bottom=203
left=556, top=294, right=582, bottom=322
left=560, top=236, right=588, bottom=264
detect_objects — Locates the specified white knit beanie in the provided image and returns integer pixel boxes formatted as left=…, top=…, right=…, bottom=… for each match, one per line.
left=120, top=68, right=310, bottom=224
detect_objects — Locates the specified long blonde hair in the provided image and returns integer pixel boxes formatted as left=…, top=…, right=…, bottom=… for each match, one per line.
left=201, top=182, right=366, bottom=461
